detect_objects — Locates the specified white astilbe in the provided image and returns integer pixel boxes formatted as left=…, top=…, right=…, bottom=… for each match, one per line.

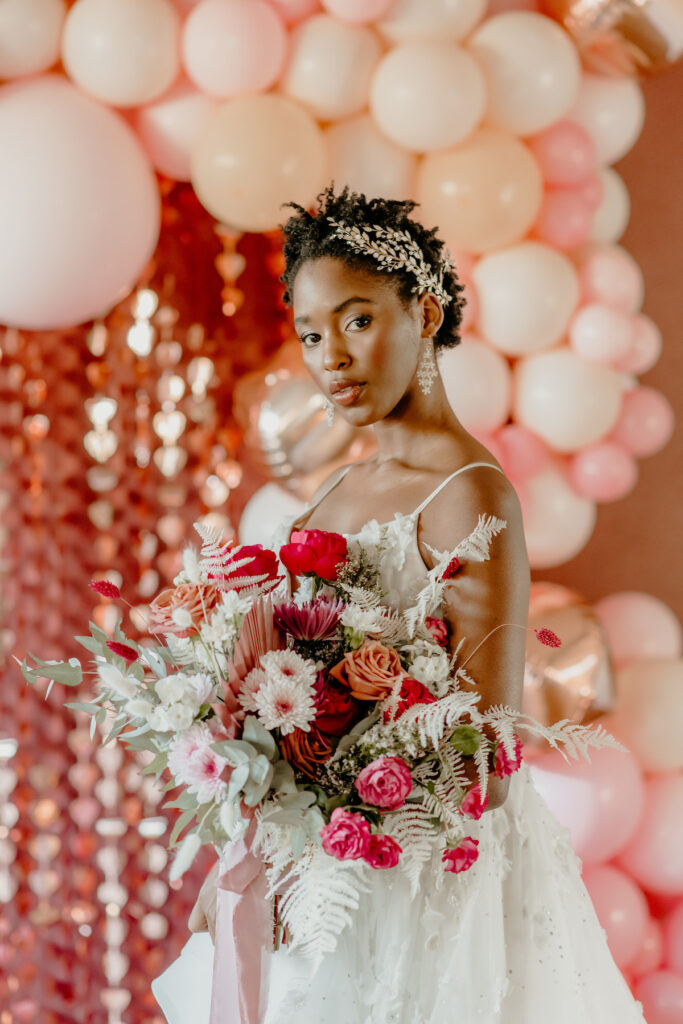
left=404, top=514, right=507, bottom=638
left=384, top=803, right=440, bottom=897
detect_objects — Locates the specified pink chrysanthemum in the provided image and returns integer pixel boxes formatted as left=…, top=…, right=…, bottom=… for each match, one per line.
left=237, top=667, right=266, bottom=713
left=106, top=640, right=139, bottom=663
left=273, top=598, right=343, bottom=641
left=535, top=627, right=562, bottom=648
left=90, top=579, right=121, bottom=600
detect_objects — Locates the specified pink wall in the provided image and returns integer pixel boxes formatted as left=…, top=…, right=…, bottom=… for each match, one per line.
left=533, top=61, right=683, bottom=623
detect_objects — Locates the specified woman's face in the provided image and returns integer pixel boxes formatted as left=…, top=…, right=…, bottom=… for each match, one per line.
left=292, top=256, right=433, bottom=427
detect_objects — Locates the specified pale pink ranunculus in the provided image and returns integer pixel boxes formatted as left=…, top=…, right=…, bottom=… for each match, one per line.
left=493, top=733, right=523, bottom=778
left=149, top=582, right=220, bottom=637
left=354, top=755, right=413, bottom=811
left=320, top=807, right=371, bottom=861
left=442, top=836, right=479, bottom=873
left=363, top=833, right=402, bottom=870
left=459, top=782, right=489, bottom=820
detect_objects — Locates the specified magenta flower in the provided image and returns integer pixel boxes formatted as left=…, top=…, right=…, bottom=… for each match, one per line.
left=493, top=734, right=523, bottom=778
left=90, top=579, right=121, bottom=600
left=273, top=598, right=344, bottom=641
left=106, top=640, right=139, bottom=663
left=354, top=756, right=413, bottom=811
left=459, top=782, right=488, bottom=820
left=320, top=807, right=371, bottom=861
left=535, top=627, right=562, bottom=648
left=363, top=833, right=402, bottom=870
left=442, top=837, right=479, bottom=874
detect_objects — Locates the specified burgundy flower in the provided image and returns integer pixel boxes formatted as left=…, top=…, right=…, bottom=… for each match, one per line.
left=280, top=529, right=348, bottom=581
left=314, top=675, right=363, bottom=737
left=442, top=837, right=479, bottom=874
left=273, top=598, right=343, bottom=641
left=441, top=556, right=461, bottom=581
left=383, top=676, right=437, bottom=724
left=363, top=834, right=402, bottom=870
left=106, top=640, right=139, bottom=663
left=535, top=627, right=561, bottom=648
left=90, top=579, right=121, bottom=600
left=425, top=616, right=448, bottom=647
left=493, top=734, right=523, bottom=778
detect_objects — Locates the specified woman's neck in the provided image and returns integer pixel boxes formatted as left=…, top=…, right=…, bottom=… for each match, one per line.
left=372, top=375, right=468, bottom=469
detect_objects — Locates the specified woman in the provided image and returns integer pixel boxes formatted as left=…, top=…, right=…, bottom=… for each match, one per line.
left=153, top=185, right=645, bottom=1023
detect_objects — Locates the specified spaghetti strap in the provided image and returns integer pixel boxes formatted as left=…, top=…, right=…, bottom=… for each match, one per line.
left=412, top=461, right=505, bottom=516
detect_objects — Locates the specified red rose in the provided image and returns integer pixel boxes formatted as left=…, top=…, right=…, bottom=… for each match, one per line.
left=383, top=676, right=437, bottom=723
left=320, top=807, right=371, bottom=861
left=314, top=678, right=363, bottom=737
left=363, top=833, right=402, bottom=870
left=280, top=529, right=348, bottom=581
left=210, top=543, right=281, bottom=594
left=493, top=733, right=523, bottom=778
left=425, top=616, right=448, bottom=647
left=354, top=756, right=413, bottom=811
left=442, top=837, right=479, bottom=873
left=459, top=782, right=488, bottom=820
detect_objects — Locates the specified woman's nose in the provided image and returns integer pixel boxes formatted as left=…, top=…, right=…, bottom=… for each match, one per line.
left=321, top=330, right=351, bottom=371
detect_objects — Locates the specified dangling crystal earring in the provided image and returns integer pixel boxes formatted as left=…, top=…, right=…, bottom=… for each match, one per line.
left=416, top=345, right=438, bottom=395
left=324, top=398, right=335, bottom=426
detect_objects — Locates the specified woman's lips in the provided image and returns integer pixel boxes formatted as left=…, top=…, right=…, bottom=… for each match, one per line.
left=331, top=383, right=365, bottom=406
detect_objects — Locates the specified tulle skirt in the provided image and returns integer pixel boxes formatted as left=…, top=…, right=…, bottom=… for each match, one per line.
left=153, top=763, right=646, bottom=1024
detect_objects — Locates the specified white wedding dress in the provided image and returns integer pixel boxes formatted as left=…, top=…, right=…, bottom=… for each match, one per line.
left=153, top=462, right=646, bottom=1024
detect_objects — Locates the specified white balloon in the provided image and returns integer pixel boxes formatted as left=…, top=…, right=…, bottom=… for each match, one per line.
left=472, top=241, right=579, bottom=355
left=280, top=14, right=381, bottom=121
left=238, top=484, right=305, bottom=546
left=439, top=335, right=512, bottom=433
left=520, top=465, right=596, bottom=568
left=589, top=168, right=631, bottom=244
left=134, top=79, right=217, bottom=181
left=568, top=72, right=645, bottom=165
left=324, top=114, right=417, bottom=201
left=595, top=592, right=683, bottom=666
left=62, top=0, right=180, bottom=107
left=369, top=40, right=486, bottom=152
left=378, top=0, right=487, bottom=43
left=513, top=346, right=624, bottom=452
left=468, top=12, right=581, bottom=135
left=0, top=0, right=66, bottom=77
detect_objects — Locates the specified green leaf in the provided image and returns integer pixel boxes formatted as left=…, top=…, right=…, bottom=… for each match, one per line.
left=95, top=707, right=107, bottom=724
left=448, top=725, right=481, bottom=756
left=64, top=702, right=100, bottom=715
left=170, top=808, right=197, bottom=847
left=75, top=636, right=105, bottom=656
left=226, top=762, right=250, bottom=803
left=242, top=716, right=277, bottom=760
left=139, top=648, right=167, bottom=678
left=23, top=654, right=82, bottom=687
left=103, top=717, right=128, bottom=746
left=211, top=739, right=257, bottom=765
left=139, top=752, right=168, bottom=778
left=89, top=621, right=110, bottom=646
left=270, top=759, right=297, bottom=796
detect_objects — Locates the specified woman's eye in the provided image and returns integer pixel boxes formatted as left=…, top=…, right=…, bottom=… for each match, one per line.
left=348, top=314, right=371, bottom=330
left=300, top=333, right=320, bottom=348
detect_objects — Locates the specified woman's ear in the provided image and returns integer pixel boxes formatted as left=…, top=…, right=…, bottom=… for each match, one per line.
left=420, top=292, right=444, bottom=340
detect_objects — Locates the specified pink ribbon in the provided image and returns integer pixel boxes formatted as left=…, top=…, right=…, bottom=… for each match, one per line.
left=209, top=817, right=272, bottom=1024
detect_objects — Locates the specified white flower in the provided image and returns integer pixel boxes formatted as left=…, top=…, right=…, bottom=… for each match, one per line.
left=171, top=607, right=193, bottom=630
left=168, top=723, right=213, bottom=779
left=260, top=649, right=318, bottom=689
left=181, top=673, right=216, bottom=712
left=156, top=675, right=187, bottom=704
left=254, top=675, right=317, bottom=735
left=150, top=703, right=194, bottom=732
left=220, top=590, right=253, bottom=618
left=125, top=697, right=155, bottom=720
left=409, top=650, right=450, bottom=694
left=340, top=603, right=381, bottom=634
left=97, top=663, right=138, bottom=701
left=219, top=801, right=248, bottom=842
left=237, top=667, right=266, bottom=713
left=167, top=723, right=227, bottom=804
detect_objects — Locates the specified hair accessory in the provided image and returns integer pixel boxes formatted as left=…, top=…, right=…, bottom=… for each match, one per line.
left=326, top=217, right=454, bottom=308
left=416, top=345, right=439, bottom=395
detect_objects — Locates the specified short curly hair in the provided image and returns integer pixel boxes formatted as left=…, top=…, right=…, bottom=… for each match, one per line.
left=278, top=183, right=465, bottom=351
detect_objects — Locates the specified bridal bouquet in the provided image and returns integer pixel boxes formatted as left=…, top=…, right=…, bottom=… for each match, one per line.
left=20, top=514, right=623, bottom=963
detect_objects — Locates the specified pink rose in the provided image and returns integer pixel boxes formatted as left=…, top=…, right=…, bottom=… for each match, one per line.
left=425, top=616, right=448, bottom=647
left=459, top=782, right=488, bottom=820
left=354, top=756, right=413, bottom=811
left=320, top=807, right=371, bottom=861
left=493, top=734, right=523, bottom=778
left=363, top=833, right=402, bottom=870
left=442, top=837, right=479, bottom=873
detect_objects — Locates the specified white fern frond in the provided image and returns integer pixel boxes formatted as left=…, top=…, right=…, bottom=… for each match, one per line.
left=432, top=745, right=469, bottom=825
left=408, top=689, right=481, bottom=750
left=165, top=635, right=196, bottom=668
left=478, top=703, right=629, bottom=763
left=275, top=842, right=371, bottom=969
left=472, top=732, right=492, bottom=797
left=385, top=803, right=440, bottom=897
left=338, top=583, right=382, bottom=609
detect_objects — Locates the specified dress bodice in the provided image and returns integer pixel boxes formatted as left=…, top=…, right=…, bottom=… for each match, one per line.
left=273, top=461, right=506, bottom=612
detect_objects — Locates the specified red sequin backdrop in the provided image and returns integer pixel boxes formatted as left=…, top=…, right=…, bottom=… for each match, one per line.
left=0, top=183, right=293, bottom=1023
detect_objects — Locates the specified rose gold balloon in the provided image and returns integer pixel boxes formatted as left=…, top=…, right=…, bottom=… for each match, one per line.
left=541, top=0, right=683, bottom=76
left=522, top=582, right=616, bottom=744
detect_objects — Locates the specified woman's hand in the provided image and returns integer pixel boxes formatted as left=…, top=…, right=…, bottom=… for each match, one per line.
left=188, top=860, right=220, bottom=941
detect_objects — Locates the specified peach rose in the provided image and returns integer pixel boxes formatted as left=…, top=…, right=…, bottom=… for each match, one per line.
left=329, top=639, right=405, bottom=701
left=149, top=582, right=220, bottom=638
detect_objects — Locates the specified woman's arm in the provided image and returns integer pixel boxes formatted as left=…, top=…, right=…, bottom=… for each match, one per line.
left=419, top=470, right=531, bottom=811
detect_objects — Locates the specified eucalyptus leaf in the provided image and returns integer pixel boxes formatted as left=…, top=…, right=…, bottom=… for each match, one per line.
left=170, top=809, right=197, bottom=847
left=242, top=716, right=277, bottom=760
left=270, top=760, right=297, bottom=796
left=211, top=739, right=257, bottom=765
left=226, top=762, right=250, bottom=803
left=290, top=826, right=307, bottom=861
left=75, top=636, right=104, bottom=656
left=64, top=702, right=100, bottom=715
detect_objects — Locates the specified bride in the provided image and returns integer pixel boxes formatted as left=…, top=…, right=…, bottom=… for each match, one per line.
left=152, top=184, right=645, bottom=1023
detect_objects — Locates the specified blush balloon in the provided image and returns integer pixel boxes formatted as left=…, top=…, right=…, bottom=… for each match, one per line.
left=583, top=864, right=649, bottom=968
left=608, top=386, right=674, bottom=457
left=322, top=0, right=394, bottom=23
left=595, top=592, right=682, bottom=667
left=613, top=314, right=662, bottom=375
left=590, top=167, right=630, bottom=244
left=439, top=335, right=512, bottom=434
left=573, top=172, right=604, bottom=211
left=269, top=0, right=320, bottom=23
left=568, top=303, right=634, bottom=365
left=0, top=0, right=66, bottom=78
left=635, top=970, right=683, bottom=1024
left=496, top=424, right=549, bottom=480
left=528, top=119, right=597, bottom=186
left=663, top=902, right=683, bottom=975
left=134, top=78, right=217, bottom=181
left=618, top=774, right=683, bottom=892
left=632, top=918, right=665, bottom=978
left=579, top=244, right=644, bottom=313
left=568, top=442, right=637, bottom=503
left=516, top=465, right=596, bottom=568
left=532, top=187, right=593, bottom=249
left=569, top=71, right=645, bottom=165
left=459, top=277, right=479, bottom=332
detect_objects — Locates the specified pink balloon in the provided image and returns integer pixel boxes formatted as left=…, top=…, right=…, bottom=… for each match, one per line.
left=270, top=0, right=320, bottom=23
left=467, top=430, right=505, bottom=467
left=134, top=78, right=217, bottom=181
left=579, top=244, right=644, bottom=312
left=608, top=386, right=675, bottom=457
left=635, top=970, right=683, bottom=1024
left=530, top=746, right=644, bottom=864
left=595, top=592, right=682, bottom=666
left=614, top=313, right=663, bottom=374
left=618, top=776, right=683, bottom=896
left=573, top=172, right=604, bottom=210
left=663, top=902, right=683, bottom=975
left=532, top=187, right=593, bottom=249
left=528, top=119, right=597, bottom=185
left=322, top=0, right=394, bottom=22
left=182, top=0, right=287, bottom=98
left=569, top=302, right=634, bottom=365
left=583, top=864, right=649, bottom=968
left=632, top=917, right=665, bottom=978
left=569, top=441, right=637, bottom=502
left=449, top=249, right=476, bottom=277
left=495, top=423, right=549, bottom=480
left=459, top=276, right=479, bottom=332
